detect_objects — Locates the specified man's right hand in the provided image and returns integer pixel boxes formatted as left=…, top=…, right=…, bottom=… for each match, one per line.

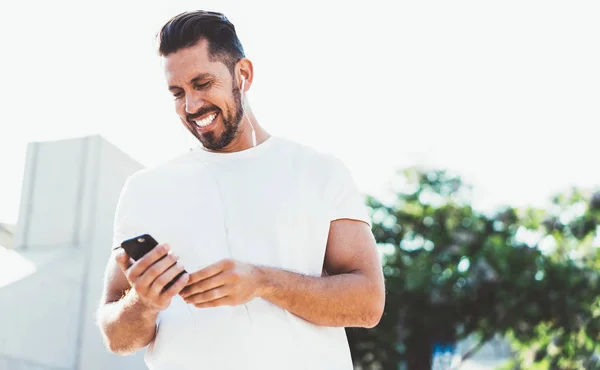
left=115, top=243, right=190, bottom=312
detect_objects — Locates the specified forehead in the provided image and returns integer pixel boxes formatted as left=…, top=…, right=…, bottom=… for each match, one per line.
left=163, top=39, right=230, bottom=84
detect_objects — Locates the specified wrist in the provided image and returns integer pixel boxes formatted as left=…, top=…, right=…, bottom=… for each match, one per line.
left=254, top=265, right=274, bottom=299
left=126, top=289, right=161, bottom=319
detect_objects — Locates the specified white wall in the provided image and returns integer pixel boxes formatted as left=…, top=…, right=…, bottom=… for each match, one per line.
left=14, top=139, right=87, bottom=249
left=78, top=137, right=147, bottom=370
left=0, top=136, right=146, bottom=369
left=0, top=229, right=12, bottom=249
left=0, top=247, right=84, bottom=368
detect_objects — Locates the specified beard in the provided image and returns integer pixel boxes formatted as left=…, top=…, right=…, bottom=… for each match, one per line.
left=186, top=82, right=244, bottom=151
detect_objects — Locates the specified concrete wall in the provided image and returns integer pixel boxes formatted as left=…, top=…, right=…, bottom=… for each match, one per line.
left=14, top=139, right=87, bottom=249
left=0, top=136, right=146, bottom=370
left=77, top=137, right=147, bottom=370
left=0, top=247, right=84, bottom=369
left=0, top=225, right=13, bottom=249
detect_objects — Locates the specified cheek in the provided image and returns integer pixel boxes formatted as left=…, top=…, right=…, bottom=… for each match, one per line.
left=175, top=100, right=186, bottom=117
left=221, top=99, right=235, bottom=117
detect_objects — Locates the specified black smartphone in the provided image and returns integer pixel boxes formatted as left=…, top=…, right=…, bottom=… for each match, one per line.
left=121, top=234, right=159, bottom=260
left=120, top=234, right=186, bottom=290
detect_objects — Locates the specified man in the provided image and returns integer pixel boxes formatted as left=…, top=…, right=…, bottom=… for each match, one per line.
left=97, top=10, right=385, bottom=370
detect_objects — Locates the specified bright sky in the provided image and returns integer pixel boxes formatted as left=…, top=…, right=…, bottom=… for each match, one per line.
left=1, top=1, right=599, bottom=225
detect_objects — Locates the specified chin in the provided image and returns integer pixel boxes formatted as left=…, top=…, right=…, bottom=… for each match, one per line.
left=200, top=134, right=226, bottom=150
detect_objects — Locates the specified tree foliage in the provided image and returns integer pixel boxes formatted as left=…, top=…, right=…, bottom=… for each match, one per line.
left=347, top=168, right=600, bottom=370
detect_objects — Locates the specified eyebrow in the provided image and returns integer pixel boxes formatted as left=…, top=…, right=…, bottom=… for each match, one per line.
left=168, top=73, right=215, bottom=91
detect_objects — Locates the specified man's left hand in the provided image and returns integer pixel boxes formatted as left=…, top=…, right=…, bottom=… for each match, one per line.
left=180, top=259, right=263, bottom=308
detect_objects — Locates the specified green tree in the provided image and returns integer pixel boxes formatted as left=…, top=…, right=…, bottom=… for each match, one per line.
left=347, top=168, right=600, bottom=370
left=500, top=189, right=600, bottom=369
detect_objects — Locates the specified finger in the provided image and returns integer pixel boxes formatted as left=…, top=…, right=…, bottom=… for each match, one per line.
left=188, top=259, right=234, bottom=285
left=128, top=244, right=172, bottom=281
left=192, top=295, right=234, bottom=309
left=149, top=262, right=186, bottom=295
left=184, top=286, right=229, bottom=305
left=162, top=272, right=190, bottom=297
left=136, top=253, right=179, bottom=289
left=180, top=272, right=228, bottom=298
left=114, top=249, right=133, bottom=271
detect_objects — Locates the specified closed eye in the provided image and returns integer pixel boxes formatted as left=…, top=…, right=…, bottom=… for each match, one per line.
left=170, top=81, right=211, bottom=99
left=194, top=82, right=211, bottom=90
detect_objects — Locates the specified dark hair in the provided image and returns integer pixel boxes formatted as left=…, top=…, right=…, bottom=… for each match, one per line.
left=157, top=11, right=245, bottom=74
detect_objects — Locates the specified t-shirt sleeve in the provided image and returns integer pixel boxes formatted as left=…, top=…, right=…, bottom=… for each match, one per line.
left=111, top=175, right=138, bottom=250
left=328, top=157, right=371, bottom=227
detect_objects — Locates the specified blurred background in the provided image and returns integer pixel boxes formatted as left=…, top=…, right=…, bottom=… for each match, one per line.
left=0, top=0, right=599, bottom=369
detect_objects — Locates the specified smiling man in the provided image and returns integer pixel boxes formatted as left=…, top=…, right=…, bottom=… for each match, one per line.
left=96, top=10, right=385, bottom=370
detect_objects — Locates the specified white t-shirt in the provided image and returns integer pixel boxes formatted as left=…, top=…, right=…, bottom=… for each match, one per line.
left=112, top=136, right=371, bottom=370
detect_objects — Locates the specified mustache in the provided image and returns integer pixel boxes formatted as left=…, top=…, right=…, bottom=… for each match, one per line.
left=186, top=107, right=220, bottom=121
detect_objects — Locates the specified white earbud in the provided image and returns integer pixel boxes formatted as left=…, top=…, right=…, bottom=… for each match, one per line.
left=240, top=76, right=256, bottom=147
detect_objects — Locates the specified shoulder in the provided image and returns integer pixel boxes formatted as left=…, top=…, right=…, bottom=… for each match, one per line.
left=272, top=136, right=345, bottom=174
left=121, top=150, right=196, bottom=192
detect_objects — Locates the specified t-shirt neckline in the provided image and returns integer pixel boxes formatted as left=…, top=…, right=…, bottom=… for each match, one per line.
left=190, top=135, right=278, bottom=163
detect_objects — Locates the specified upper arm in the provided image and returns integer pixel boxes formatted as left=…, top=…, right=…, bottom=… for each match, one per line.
left=324, top=219, right=386, bottom=326
left=100, top=251, right=131, bottom=304
left=101, top=174, right=137, bottom=304
left=323, top=219, right=383, bottom=285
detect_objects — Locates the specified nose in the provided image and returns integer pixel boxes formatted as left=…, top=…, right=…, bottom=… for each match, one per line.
left=185, top=92, right=205, bottom=115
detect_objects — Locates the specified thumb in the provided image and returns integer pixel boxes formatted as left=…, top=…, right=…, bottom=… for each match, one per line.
left=114, top=248, right=133, bottom=271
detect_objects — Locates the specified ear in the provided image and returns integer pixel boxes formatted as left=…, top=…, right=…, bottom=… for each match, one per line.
left=236, top=58, right=254, bottom=93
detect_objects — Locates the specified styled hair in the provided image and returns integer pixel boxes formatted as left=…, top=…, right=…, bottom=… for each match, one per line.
left=157, top=10, right=245, bottom=73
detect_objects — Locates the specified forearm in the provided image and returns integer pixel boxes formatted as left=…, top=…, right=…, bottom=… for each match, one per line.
left=97, top=290, right=159, bottom=355
left=257, top=267, right=384, bottom=328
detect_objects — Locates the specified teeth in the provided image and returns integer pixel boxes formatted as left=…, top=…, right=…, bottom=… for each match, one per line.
left=194, top=113, right=217, bottom=127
